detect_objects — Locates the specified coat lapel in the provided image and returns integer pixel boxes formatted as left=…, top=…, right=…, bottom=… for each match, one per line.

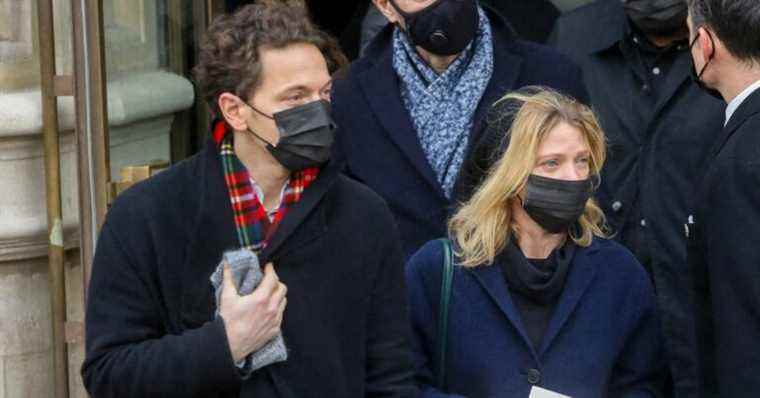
left=710, top=88, right=760, bottom=159
left=538, top=243, right=599, bottom=356
left=451, top=12, right=522, bottom=197
left=183, top=139, right=334, bottom=307
left=468, top=264, right=539, bottom=359
left=358, top=41, right=445, bottom=199
left=467, top=25, right=522, bottom=148
left=179, top=139, right=240, bottom=327
left=260, top=161, right=337, bottom=263
left=185, top=139, right=239, bottom=270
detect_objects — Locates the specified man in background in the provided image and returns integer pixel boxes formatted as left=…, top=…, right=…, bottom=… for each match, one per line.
left=551, top=1, right=725, bottom=396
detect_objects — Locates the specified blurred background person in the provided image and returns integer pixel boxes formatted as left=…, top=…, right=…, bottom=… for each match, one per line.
left=550, top=1, right=726, bottom=396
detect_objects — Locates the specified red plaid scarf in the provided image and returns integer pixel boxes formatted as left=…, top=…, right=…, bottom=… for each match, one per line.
left=214, top=120, right=319, bottom=252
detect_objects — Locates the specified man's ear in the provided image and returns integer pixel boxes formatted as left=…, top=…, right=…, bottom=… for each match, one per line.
left=373, top=0, right=403, bottom=26
left=218, top=93, right=248, bottom=131
left=698, top=26, right=716, bottom=63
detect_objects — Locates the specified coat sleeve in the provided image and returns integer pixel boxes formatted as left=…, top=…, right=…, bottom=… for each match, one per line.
left=81, top=215, right=242, bottom=397
left=608, top=264, right=667, bottom=398
left=406, top=243, right=467, bottom=398
left=365, top=203, right=418, bottom=397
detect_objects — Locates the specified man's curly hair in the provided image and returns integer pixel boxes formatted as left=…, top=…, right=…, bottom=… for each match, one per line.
left=192, top=0, right=348, bottom=117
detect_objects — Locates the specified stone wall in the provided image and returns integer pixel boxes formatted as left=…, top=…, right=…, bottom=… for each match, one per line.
left=0, top=0, right=193, bottom=396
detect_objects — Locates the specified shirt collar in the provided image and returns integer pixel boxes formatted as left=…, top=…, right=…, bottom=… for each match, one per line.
left=249, top=176, right=290, bottom=220
left=725, top=80, right=760, bottom=125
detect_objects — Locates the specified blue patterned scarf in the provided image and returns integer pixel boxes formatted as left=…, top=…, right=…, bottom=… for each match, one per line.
left=392, top=6, right=494, bottom=198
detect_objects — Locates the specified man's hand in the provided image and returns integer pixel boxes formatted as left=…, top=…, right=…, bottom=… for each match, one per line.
left=219, top=262, right=287, bottom=363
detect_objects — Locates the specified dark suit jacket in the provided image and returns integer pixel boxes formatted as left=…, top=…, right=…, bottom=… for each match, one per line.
left=332, top=7, right=587, bottom=259
left=406, top=238, right=665, bottom=397
left=690, top=87, right=760, bottom=398
left=81, top=139, right=416, bottom=397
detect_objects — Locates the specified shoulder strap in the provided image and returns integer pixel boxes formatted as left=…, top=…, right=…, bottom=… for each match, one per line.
left=436, top=238, right=455, bottom=390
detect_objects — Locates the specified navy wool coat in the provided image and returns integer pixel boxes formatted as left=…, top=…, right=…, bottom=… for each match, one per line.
left=331, top=7, right=588, bottom=260
left=81, top=139, right=416, bottom=397
left=406, top=238, right=666, bottom=397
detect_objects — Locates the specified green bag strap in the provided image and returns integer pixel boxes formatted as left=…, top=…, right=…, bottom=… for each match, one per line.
left=436, top=238, right=455, bottom=390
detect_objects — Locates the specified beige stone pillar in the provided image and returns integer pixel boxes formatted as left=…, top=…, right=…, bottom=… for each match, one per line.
left=0, top=0, right=194, bottom=396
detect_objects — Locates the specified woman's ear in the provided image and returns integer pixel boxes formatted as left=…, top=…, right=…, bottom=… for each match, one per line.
left=218, top=93, right=248, bottom=131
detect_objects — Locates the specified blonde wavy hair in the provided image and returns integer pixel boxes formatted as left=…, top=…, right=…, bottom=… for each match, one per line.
left=449, top=87, right=608, bottom=267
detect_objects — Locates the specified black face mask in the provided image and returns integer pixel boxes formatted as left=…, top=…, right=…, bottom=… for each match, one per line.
left=246, top=99, right=336, bottom=171
left=522, top=174, right=594, bottom=234
left=388, top=0, right=478, bottom=56
left=688, top=30, right=723, bottom=101
left=623, top=0, right=688, bottom=36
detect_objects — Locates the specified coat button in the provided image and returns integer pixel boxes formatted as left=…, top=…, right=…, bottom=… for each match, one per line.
left=527, top=368, right=541, bottom=385
left=611, top=201, right=623, bottom=212
left=640, top=218, right=647, bottom=227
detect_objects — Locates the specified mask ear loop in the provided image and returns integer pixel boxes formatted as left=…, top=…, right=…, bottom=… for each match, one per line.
left=245, top=127, right=277, bottom=147
left=691, top=27, right=716, bottom=79
left=243, top=100, right=274, bottom=120
left=240, top=99, right=278, bottom=147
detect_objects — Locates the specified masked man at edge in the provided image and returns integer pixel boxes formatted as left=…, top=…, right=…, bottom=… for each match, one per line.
left=685, top=0, right=760, bottom=396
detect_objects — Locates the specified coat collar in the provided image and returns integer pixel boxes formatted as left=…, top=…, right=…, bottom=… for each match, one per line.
left=712, top=87, right=760, bottom=158
left=580, top=0, right=628, bottom=55
left=468, top=239, right=600, bottom=360
left=357, top=7, right=522, bottom=202
left=574, top=0, right=695, bottom=140
left=185, top=138, right=338, bottom=271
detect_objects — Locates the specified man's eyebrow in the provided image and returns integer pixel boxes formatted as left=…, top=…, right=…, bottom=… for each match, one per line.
left=275, top=79, right=333, bottom=96
left=276, top=84, right=309, bottom=95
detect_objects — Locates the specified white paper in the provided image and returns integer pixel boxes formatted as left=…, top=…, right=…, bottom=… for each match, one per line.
left=529, top=386, right=572, bottom=398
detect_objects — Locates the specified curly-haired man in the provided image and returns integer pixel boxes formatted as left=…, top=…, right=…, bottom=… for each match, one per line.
left=81, top=2, right=415, bottom=397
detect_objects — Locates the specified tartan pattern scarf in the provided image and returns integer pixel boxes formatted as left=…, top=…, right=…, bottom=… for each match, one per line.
left=213, top=120, right=319, bottom=252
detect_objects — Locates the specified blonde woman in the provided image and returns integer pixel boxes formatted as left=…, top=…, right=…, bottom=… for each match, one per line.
left=406, top=87, right=664, bottom=397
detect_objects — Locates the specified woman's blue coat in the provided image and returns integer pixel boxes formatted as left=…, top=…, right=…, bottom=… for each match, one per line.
left=406, top=238, right=665, bottom=397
